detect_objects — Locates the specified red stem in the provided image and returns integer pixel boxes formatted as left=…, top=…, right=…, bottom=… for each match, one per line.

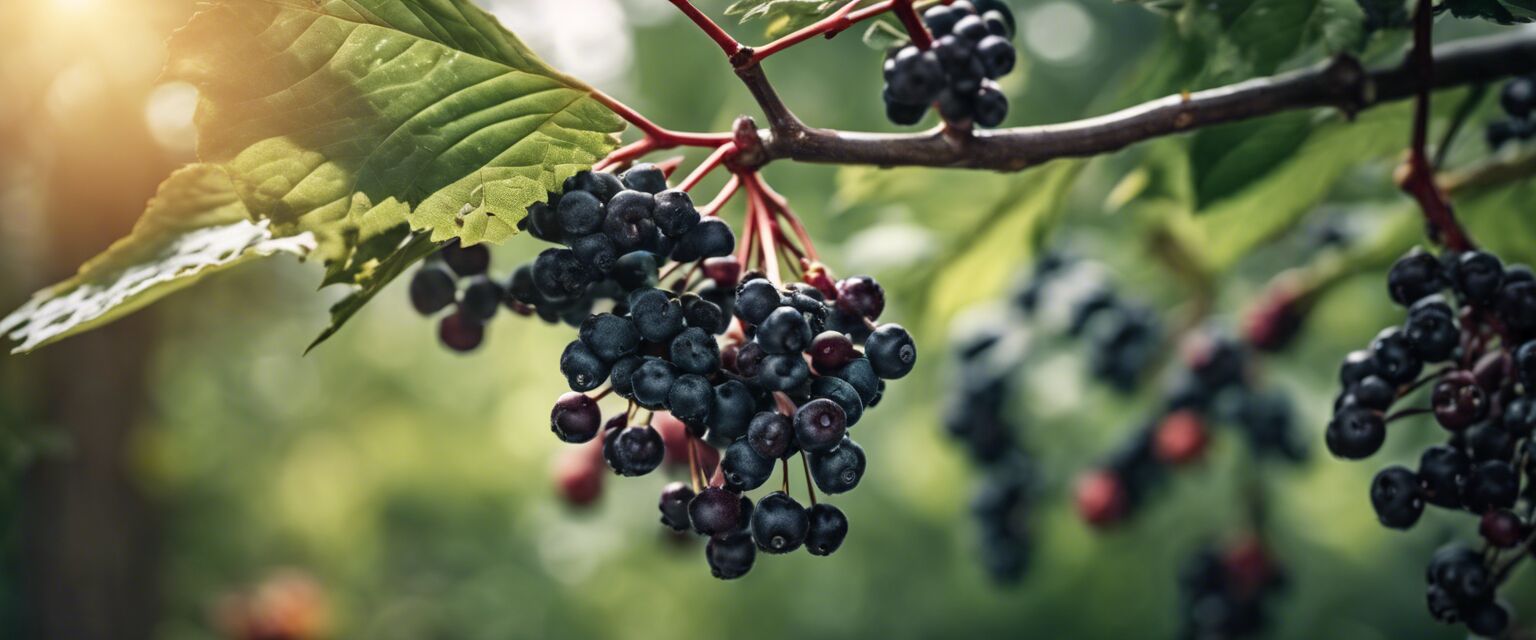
left=891, top=0, right=934, bottom=50
left=667, top=0, right=745, bottom=60
left=677, top=142, right=739, bottom=192
left=752, top=0, right=916, bottom=62
left=735, top=175, right=759, bottom=266
left=750, top=172, right=821, bottom=262
left=700, top=175, right=742, bottom=217
left=746, top=177, right=783, bottom=283
left=1400, top=0, right=1475, bottom=252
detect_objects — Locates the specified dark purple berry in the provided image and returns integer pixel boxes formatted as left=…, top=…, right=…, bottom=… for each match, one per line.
left=658, top=482, right=695, bottom=531
left=409, top=266, right=457, bottom=315
left=751, top=492, right=809, bottom=554
left=550, top=392, right=601, bottom=443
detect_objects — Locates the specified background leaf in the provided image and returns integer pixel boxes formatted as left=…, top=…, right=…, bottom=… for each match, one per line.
left=0, top=165, right=314, bottom=353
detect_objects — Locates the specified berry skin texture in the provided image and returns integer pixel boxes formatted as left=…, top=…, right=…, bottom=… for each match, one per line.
left=667, top=374, right=714, bottom=428
left=1454, top=251, right=1505, bottom=306
left=751, top=492, right=810, bottom=554
left=811, top=375, right=865, bottom=427
left=829, top=358, right=881, bottom=404
left=409, top=266, right=457, bottom=315
left=836, top=276, right=886, bottom=320
left=611, top=427, right=665, bottom=477
left=758, top=354, right=811, bottom=391
left=810, top=436, right=867, bottom=494
left=1369, top=327, right=1423, bottom=386
left=1462, top=460, right=1519, bottom=513
left=620, top=163, right=668, bottom=195
left=1370, top=465, right=1424, bottom=529
left=1387, top=248, right=1445, bottom=306
left=579, top=313, right=640, bottom=362
left=557, top=190, right=604, bottom=236
left=866, top=324, right=918, bottom=379
left=757, top=307, right=813, bottom=354
left=1515, top=340, right=1536, bottom=389
left=722, top=438, right=775, bottom=492
left=1403, top=299, right=1458, bottom=363
left=795, top=398, right=848, bottom=453
left=1464, top=601, right=1510, bottom=638
left=735, top=279, right=781, bottom=325
left=1325, top=408, right=1386, bottom=460
left=804, top=503, right=849, bottom=556
left=809, top=331, right=859, bottom=372
left=1153, top=410, right=1208, bottom=465
left=1417, top=444, right=1470, bottom=508
left=652, top=189, right=700, bottom=238
left=1345, top=375, right=1396, bottom=412
left=1431, top=371, right=1488, bottom=431
left=710, top=380, right=757, bottom=442
left=673, top=218, right=737, bottom=262
left=1501, top=395, right=1536, bottom=437
left=440, top=239, right=491, bottom=277
left=550, top=392, right=603, bottom=444
left=658, top=482, right=695, bottom=531
left=669, top=327, right=721, bottom=375
left=438, top=311, right=485, bottom=352
left=1338, top=349, right=1379, bottom=387
left=631, top=358, right=678, bottom=409
left=1479, top=509, right=1526, bottom=548
left=689, top=487, right=743, bottom=537
left=705, top=531, right=756, bottom=580
left=629, top=288, right=686, bottom=343
left=975, top=35, right=1015, bottom=79
left=1075, top=468, right=1127, bottom=528
left=747, top=411, right=794, bottom=459
left=559, top=340, right=610, bottom=392
left=461, top=276, right=503, bottom=321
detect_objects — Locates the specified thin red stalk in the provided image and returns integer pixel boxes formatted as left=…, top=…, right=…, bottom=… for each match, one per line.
left=1400, top=0, right=1475, bottom=252
left=687, top=437, right=703, bottom=493
left=751, top=173, right=821, bottom=262
left=891, top=0, right=934, bottom=50
left=747, top=177, right=784, bottom=283
left=594, top=138, right=654, bottom=171
left=677, top=142, right=739, bottom=193
left=700, top=175, right=742, bottom=217
left=752, top=0, right=883, bottom=61
left=590, top=91, right=731, bottom=148
left=667, top=0, right=745, bottom=59
left=655, top=155, right=686, bottom=177
left=735, top=177, right=759, bottom=266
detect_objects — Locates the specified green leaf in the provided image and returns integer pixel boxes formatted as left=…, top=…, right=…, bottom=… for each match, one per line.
left=1193, top=104, right=1411, bottom=269
left=1188, top=112, right=1314, bottom=208
left=862, top=20, right=909, bottom=51
left=166, top=0, right=626, bottom=259
left=0, top=165, right=314, bottom=353
left=922, top=161, right=1086, bottom=328
left=1440, top=0, right=1535, bottom=23
left=307, top=230, right=437, bottom=354
left=1181, top=0, right=1367, bottom=80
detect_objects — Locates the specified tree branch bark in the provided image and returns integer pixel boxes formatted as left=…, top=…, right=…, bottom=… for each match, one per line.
left=733, top=31, right=1536, bottom=171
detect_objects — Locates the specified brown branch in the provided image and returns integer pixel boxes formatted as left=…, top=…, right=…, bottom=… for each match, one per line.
left=728, top=31, right=1536, bottom=171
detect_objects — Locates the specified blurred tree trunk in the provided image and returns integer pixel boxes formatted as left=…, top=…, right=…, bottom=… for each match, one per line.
left=1, top=38, right=181, bottom=638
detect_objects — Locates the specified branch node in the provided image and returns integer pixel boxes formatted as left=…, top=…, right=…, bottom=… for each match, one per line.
left=1323, top=54, right=1371, bottom=118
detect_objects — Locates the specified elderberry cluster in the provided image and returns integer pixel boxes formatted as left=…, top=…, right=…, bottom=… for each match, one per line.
left=945, top=322, right=1035, bottom=583
left=510, top=163, right=735, bottom=325
left=1176, top=537, right=1287, bottom=640
left=1077, top=331, right=1305, bottom=527
left=1488, top=75, right=1536, bottom=150
left=1017, top=252, right=1161, bottom=392
left=407, top=240, right=506, bottom=352
left=882, top=0, right=1017, bottom=127
left=550, top=262, right=917, bottom=578
left=1325, top=246, right=1536, bottom=637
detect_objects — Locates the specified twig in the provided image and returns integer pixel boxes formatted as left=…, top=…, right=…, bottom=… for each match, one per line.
left=665, top=0, right=745, bottom=61
left=677, top=142, right=738, bottom=192
left=1396, top=0, right=1475, bottom=252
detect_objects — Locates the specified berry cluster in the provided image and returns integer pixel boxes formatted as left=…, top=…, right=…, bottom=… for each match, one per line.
left=407, top=240, right=504, bottom=352
left=1077, top=331, right=1305, bottom=527
left=1488, top=75, right=1536, bottom=150
left=882, top=0, right=1017, bottom=128
left=1325, top=246, right=1536, bottom=636
left=1017, top=252, right=1161, bottom=392
left=1176, top=537, right=1287, bottom=640
left=945, top=322, right=1034, bottom=583
left=531, top=169, right=916, bottom=578
left=512, top=163, right=736, bottom=326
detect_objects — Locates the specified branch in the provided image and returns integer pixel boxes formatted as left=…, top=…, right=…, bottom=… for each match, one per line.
left=728, top=31, right=1536, bottom=171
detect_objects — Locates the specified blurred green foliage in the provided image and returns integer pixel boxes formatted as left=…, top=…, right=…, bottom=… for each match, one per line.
left=4, top=1, right=1536, bottom=639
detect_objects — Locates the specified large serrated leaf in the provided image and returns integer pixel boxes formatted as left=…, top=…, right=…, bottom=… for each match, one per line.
left=166, top=0, right=626, bottom=259
left=0, top=165, right=315, bottom=353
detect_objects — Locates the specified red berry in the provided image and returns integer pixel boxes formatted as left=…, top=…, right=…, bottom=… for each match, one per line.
left=703, top=256, right=742, bottom=288
left=554, top=448, right=603, bottom=507
left=438, top=311, right=485, bottom=352
left=1154, top=410, right=1208, bottom=465
left=654, top=411, right=692, bottom=467
left=1075, top=469, right=1128, bottom=528
left=1479, top=509, right=1526, bottom=548
left=809, top=331, right=859, bottom=372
